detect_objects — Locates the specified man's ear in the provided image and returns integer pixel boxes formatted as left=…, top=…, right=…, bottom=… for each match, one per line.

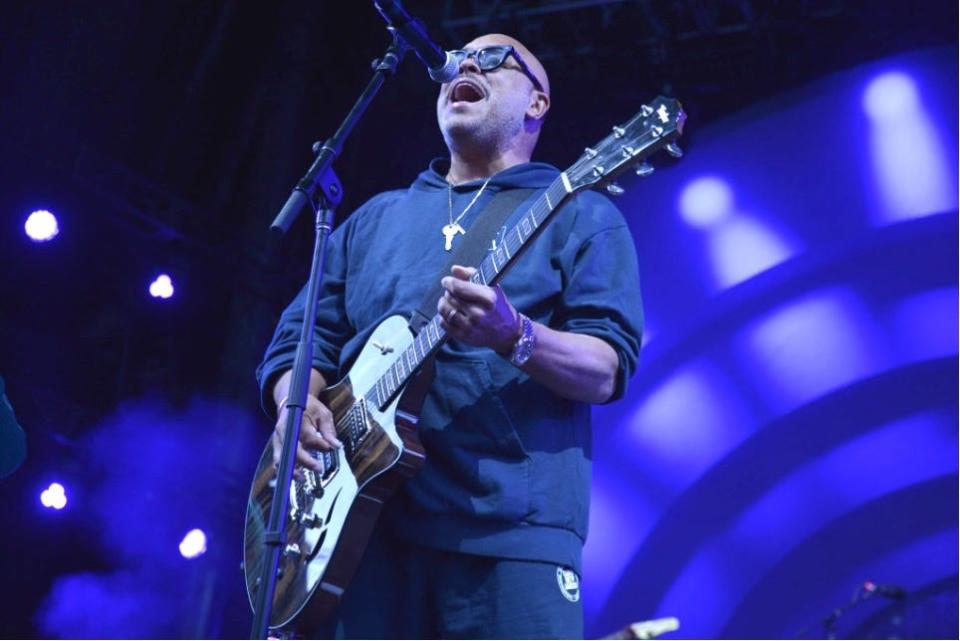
left=526, top=90, right=550, bottom=121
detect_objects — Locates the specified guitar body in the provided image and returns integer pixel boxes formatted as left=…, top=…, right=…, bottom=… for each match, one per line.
left=244, top=315, right=428, bottom=633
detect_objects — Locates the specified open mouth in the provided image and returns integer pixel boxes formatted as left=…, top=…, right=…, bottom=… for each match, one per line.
left=449, top=79, right=486, bottom=104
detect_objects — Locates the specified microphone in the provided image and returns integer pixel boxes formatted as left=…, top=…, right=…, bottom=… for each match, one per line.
left=863, top=581, right=907, bottom=600
left=374, top=1, right=459, bottom=83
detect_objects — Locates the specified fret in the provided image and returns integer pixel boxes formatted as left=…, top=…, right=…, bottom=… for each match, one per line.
left=533, top=199, right=549, bottom=226
left=379, top=373, right=389, bottom=400
left=478, top=260, right=491, bottom=286
left=375, top=376, right=386, bottom=407
left=414, top=335, right=425, bottom=361
left=391, top=361, right=402, bottom=390
left=422, top=331, right=432, bottom=355
left=427, top=320, right=439, bottom=346
left=490, top=247, right=499, bottom=272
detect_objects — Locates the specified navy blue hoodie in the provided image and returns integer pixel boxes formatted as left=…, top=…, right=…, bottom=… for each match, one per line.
left=257, top=159, right=643, bottom=573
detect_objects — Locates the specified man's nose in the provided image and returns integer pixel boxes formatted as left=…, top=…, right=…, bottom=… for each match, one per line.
left=457, top=55, right=481, bottom=75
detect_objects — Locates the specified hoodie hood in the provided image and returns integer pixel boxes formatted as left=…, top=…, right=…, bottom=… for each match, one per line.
left=412, top=157, right=560, bottom=193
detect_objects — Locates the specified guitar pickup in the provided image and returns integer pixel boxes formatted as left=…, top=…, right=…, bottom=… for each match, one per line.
left=319, top=449, right=338, bottom=483
left=341, top=399, right=371, bottom=459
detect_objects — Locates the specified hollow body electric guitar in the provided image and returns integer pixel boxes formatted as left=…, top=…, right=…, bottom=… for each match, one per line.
left=244, top=96, right=686, bottom=633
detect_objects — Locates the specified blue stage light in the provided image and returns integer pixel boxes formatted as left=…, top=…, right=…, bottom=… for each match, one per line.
left=25, top=209, right=59, bottom=242
left=678, top=176, right=734, bottom=229
left=40, top=482, right=68, bottom=510
left=148, top=274, right=174, bottom=299
left=863, top=71, right=955, bottom=223
left=178, top=529, right=207, bottom=559
left=707, top=216, right=795, bottom=289
left=863, top=72, right=919, bottom=121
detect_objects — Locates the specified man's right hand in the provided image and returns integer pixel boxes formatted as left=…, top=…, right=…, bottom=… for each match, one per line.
left=272, top=394, right=343, bottom=472
left=271, top=369, right=341, bottom=472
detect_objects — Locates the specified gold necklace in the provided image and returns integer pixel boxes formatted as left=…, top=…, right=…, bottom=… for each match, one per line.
left=443, top=176, right=492, bottom=251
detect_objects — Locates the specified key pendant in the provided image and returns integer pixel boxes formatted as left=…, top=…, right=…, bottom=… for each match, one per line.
left=442, top=223, right=465, bottom=251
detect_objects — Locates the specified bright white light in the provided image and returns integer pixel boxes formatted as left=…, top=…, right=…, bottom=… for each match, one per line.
left=863, top=72, right=919, bottom=121
left=149, top=274, right=175, bottom=299
left=179, top=529, right=207, bottom=559
left=25, top=210, right=59, bottom=242
left=678, top=177, right=734, bottom=228
left=40, top=482, right=68, bottom=510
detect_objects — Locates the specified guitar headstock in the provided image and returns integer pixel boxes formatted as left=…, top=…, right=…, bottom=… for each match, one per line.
left=566, top=96, right=686, bottom=195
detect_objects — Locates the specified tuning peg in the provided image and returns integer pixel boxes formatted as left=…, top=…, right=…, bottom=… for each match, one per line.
left=665, top=142, right=683, bottom=158
left=635, top=162, right=654, bottom=177
left=606, top=183, right=625, bottom=196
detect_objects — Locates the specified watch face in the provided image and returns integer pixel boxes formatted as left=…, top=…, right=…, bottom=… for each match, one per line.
left=510, top=315, right=535, bottom=366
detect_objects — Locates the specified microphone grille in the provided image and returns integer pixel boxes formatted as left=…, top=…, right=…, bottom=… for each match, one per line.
left=429, top=51, right=460, bottom=83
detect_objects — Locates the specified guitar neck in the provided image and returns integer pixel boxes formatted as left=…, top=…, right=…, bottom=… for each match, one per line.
left=366, top=175, right=574, bottom=410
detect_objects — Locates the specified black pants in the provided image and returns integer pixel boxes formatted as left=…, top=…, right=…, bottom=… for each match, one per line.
left=316, top=522, right=584, bottom=639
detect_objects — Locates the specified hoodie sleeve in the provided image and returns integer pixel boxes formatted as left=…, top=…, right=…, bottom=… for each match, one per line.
left=255, top=222, right=352, bottom=417
left=552, top=191, right=644, bottom=402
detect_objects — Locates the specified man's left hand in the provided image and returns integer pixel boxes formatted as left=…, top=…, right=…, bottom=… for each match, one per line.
left=438, top=265, right=520, bottom=353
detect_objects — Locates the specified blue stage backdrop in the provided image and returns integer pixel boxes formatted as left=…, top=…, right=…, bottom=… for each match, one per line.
left=583, top=46, right=958, bottom=639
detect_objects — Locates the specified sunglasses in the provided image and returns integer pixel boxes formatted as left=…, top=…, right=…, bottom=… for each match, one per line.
left=447, top=45, right=545, bottom=92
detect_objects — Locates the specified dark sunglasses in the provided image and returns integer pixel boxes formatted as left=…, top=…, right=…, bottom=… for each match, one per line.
left=447, top=45, right=544, bottom=92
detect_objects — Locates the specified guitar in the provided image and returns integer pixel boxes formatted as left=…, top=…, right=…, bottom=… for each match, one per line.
left=244, top=96, right=686, bottom=633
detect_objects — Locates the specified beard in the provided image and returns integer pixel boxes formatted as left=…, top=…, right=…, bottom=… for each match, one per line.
left=439, top=99, right=526, bottom=158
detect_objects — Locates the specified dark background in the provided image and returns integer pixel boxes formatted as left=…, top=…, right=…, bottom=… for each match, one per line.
left=0, top=1, right=956, bottom=638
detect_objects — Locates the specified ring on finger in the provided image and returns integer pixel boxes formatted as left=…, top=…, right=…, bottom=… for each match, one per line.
left=446, top=307, right=458, bottom=323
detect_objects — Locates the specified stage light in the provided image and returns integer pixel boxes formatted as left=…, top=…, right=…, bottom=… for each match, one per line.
left=40, top=482, right=68, bottom=510
left=707, top=216, right=794, bottom=289
left=678, top=177, right=733, bottom=229
left=25, top=209, right=59, bottom=242
left=863, top=71, right=955, bottom=223
left=863, top=72, right=919, bottom=121
left=179, top=529, right=207, bottom=559
left=149, top=274, right=174, bottom=299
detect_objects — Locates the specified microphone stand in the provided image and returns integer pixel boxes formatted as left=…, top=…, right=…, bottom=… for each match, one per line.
left=250, top=30, right=409, bottom=640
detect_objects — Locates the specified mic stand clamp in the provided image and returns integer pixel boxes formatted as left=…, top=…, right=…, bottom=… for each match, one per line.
left=250, top=30, right=409, bottom=640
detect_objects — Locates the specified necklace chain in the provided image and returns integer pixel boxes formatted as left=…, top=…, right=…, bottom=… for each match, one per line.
left=448, top=176, right=492, bottom=226
left=442, top=176, right=492, bottom=251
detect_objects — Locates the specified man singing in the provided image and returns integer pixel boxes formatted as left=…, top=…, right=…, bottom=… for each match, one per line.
left=257, top=33, right=643, bottom=639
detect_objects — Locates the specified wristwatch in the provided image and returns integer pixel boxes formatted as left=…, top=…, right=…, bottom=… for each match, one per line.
left=509, top=314, right=537, bottom=367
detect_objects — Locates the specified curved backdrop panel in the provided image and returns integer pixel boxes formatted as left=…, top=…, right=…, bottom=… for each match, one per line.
left=585, top=46, right=958, bottom=639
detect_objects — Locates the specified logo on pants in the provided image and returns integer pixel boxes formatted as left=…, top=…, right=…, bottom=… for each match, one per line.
left=556, top=566, right=580, bottom=603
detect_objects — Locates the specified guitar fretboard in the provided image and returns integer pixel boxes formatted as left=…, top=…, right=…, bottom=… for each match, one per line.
left=366, top=176, right=572, bottom=410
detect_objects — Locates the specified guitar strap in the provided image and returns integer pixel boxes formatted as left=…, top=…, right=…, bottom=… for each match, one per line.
left=408, top=187, right=536, bottom=335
